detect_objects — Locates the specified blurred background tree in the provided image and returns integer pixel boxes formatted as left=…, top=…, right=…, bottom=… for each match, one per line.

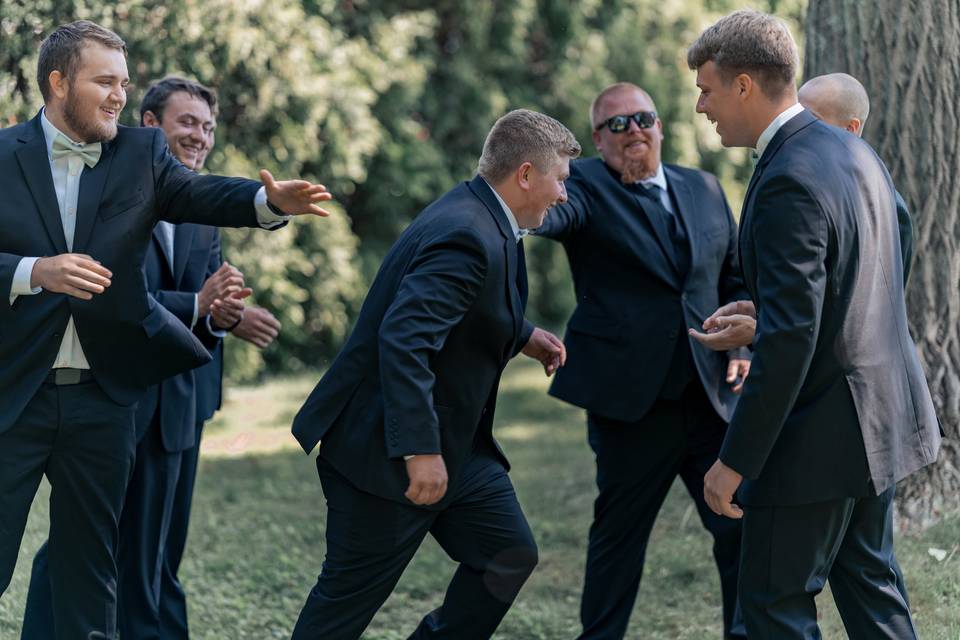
left=1, top=0, right=803, bottom=381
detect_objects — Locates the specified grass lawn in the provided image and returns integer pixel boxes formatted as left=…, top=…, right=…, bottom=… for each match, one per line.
left=2, top=358, right=958, bottom=638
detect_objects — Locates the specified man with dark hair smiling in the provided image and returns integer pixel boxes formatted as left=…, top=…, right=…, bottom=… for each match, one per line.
left=0, top=20, right=331, bottom=638
left=687, top=10, right=940, bottom=638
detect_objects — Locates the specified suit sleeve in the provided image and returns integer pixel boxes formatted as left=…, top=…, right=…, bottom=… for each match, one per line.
left=533, top=170, right=591, bottom=240
left=1, top=253, right=20, bottom=310
left=894, top=190, right=914, bottom=287
left=149, top=129, right=264, bottom=229
left=192, top=229, right=224, bottom=350
left=378, top=227, right=488, bottom=458
left=719, top=177, right=828, bottom=478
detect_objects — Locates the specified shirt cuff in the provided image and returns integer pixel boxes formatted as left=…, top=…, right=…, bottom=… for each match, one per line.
left=190, top=294, right=199, bottom=329
left=205, top=314, right=229, bottom=338
left=254, top=186, right=291, bottom=229
left=10, top=257, right=42, bottom=304
left=403, top=455, right=416, bottom=461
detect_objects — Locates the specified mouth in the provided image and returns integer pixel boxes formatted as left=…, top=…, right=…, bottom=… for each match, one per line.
left=100, top=106, right=119, bottom=120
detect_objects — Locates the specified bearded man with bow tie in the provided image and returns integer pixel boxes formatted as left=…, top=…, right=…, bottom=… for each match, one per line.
left=0, top=20, right=331, bottom=639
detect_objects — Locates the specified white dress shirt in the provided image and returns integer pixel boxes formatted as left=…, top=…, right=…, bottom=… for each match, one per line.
left=755, top=102, right=805, bottom=159
left=9, top=109, right=289, bottom=369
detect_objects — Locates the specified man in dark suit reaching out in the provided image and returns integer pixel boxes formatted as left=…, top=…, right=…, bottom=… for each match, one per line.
left=687, top=10, right=940, bottom=638
left=533, top=82, right=750, bottom=639
left=290, top=108, right=577, bottom=639
left=0, top=20, right=331, bottom=638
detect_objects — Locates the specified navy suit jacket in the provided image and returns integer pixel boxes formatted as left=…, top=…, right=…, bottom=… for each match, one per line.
left=135, top=223, right=222, bottom=451
left=723, top=111, right=940, bottom=506
left=192, top=230, right=224, bottom=427
left=535, top=158, right=749, bottom=422
left=292, top=176, right=533, bottom=508
left=0, top=112, right=267, bottom=434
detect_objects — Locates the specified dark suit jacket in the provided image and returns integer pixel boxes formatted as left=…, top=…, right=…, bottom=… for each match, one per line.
left=135, top=223, right=222, bottom=451
left=193, top=230, right=224, bottom=427
left=0, top=112, right=268, bottom=434
left=895, top=190, right=913, bottom=286
left=723, top=110, right=940, bottom=506
left=535, top=158, right=749, bottom=423
left=292, top=176, right=533, bottom=508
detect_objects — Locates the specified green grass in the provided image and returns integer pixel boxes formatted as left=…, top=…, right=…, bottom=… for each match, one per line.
left=2, top=358, right=959, bottom=638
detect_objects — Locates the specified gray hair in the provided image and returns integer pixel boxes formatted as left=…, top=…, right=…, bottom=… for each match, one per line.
left=686, top=10, right=799, bottom=99
left=799, top=73, right=870, bottom=126
left=38, top=20, right=127, bottom=102
left=589, top=82, right=657, bottom=130
left=477, top=109, right=581, bottom=184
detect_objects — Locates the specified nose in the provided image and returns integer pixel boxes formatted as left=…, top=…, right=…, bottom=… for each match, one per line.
left=695, top=95, right=706, bottom=113
left=627, top=117, right=642, bottom=133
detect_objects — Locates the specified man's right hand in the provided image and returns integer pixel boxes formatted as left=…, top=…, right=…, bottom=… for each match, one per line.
left=198, top=262, right=247, bottom=316
left=404, top=454, right=448, bottom=506
left=210, top=288, right=251, bottom=330
left=31, top=254, right=112, bottom=300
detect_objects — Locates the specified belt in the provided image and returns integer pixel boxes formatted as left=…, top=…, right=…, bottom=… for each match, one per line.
left=45, top=368, right=94, bottom=385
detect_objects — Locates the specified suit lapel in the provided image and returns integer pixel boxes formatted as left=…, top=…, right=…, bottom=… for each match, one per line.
left=73, top=139, right=116, bottom=253
left=466, top=176, right=524, bottom=354
left=14, top=115, right=68, bottom=254
left=152, top=225, right=175, bottom=277
left=629, top=185, right=681, bottom=285
left=172, top=223, right=195, bottom=285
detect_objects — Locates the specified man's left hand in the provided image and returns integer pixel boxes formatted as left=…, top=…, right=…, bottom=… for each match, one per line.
left=703, top=459, right=744, bottom=519
left=689, top=314, right=756, bottom=351
left=260, top=169, right=334, bottom=217
left=726, top=358, right=751, bottom=394
left=521, top=327, right=566, bottom=376
left=232, top=306, right=281, bottom=348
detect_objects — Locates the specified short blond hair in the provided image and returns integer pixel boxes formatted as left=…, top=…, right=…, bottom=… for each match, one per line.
left=687, top=10, right=799, bottom=99
left=478, top=109, right=581, bottom=184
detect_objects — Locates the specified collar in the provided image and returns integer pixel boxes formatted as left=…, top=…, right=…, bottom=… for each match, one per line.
left=483, top=178, right=526, bottom=241
left=636, top=163, right=667, bottom=191
left=755, top=103, right=805, bottom=159
left=40, top=107, right=86, bottom=161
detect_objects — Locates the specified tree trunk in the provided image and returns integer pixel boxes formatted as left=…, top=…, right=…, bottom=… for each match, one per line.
left=805, top=0, right=960, bottom=531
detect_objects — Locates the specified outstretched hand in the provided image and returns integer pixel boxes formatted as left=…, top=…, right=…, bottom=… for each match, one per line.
left=522, top=327, right=567, bottom=376
left=688, top=300, right=758, bottom=352
left=260, top=169, right=334, bottom=217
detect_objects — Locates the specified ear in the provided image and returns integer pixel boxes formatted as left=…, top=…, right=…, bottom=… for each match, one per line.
left=517, top=161, right=534, bottom=190
left=142, top=110, right=161, bottom=127
left=847, top=118, right=862, bottom=136
left=591, top=128, right=602, bottom=150
left=735, top=73, right=753, bottom=100
left=48, top=70, right=68, bottom=101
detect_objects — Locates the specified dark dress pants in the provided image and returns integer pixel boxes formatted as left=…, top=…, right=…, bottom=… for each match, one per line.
left=739, top=486, right=915, bottom=639
left=21, top=408, right=182, bottom=640
left=578, top=382, right=745, bottom=640
left=158, top=420, right=205, bottom=639
left=291, top=449, right=539, bottom=640
left=0, top=378, right=136, bottom=640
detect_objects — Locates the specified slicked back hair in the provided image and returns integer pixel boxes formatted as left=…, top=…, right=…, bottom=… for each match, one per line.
left=478, top=109, right=581, bottom=184
left=37, top=20, right=126, bottom=102
left=687, top=10, right=799, bottom=100
left=140, top=76, right=218, bottom=126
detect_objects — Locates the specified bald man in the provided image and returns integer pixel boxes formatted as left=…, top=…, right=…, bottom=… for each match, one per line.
left=799, top=73, right=914, bottom=285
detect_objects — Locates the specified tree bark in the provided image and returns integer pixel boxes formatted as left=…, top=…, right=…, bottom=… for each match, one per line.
left=805, top=0, right=960, bottom=531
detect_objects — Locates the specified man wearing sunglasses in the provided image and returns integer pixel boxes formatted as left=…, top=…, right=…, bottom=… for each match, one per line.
left=533, top=82, right=750, bottom=639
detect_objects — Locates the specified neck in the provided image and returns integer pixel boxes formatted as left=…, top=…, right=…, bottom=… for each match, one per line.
left=749, top=96, right=799, bottom=147
left=43, top=102, right=84, bottom=143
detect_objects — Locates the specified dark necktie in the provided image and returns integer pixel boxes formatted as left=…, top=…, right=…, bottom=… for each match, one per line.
left=640, top=183, right=689, bottom=277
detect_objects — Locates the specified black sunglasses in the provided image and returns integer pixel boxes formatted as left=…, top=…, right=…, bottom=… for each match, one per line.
left=595, top=111, right=658, bottom=133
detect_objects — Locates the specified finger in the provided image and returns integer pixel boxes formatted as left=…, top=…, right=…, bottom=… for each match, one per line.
left=74, top=259, right=113, bottom=278
left=302, top=204, right=331, bottom=217
left=308, top=191, right=334, bottom=202
left=259, top=169, right=277, bottom=190
left=301, top=184, right=330, bottom=196
left=64, top=274, right=107, bottom=294
left=732, top=379, right=745, bottom=394
left=228, top=288, right=254, bottom=301
left=726, top=360, right=738, bottom=383
left=721, top=500, right=744, bottom=519
left=62, top=285, right=94, bottom=300
left=72, top=267, right=112, bottom=288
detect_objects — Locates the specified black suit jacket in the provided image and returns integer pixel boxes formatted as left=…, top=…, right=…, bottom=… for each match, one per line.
left=535, top=158, right=749, bottom=422
left=292, top=176, right=533, bottom=508
left=723, top=111, right=940, bottom=506
left=135, top=223, right=222, bottom=451
left=0, top=112, right=268, bottom=434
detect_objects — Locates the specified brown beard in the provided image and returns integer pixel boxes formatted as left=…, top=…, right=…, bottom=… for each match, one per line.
left=619, top=156, right=658, bottom=184
left=63, top=88, right=118, bottom=143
